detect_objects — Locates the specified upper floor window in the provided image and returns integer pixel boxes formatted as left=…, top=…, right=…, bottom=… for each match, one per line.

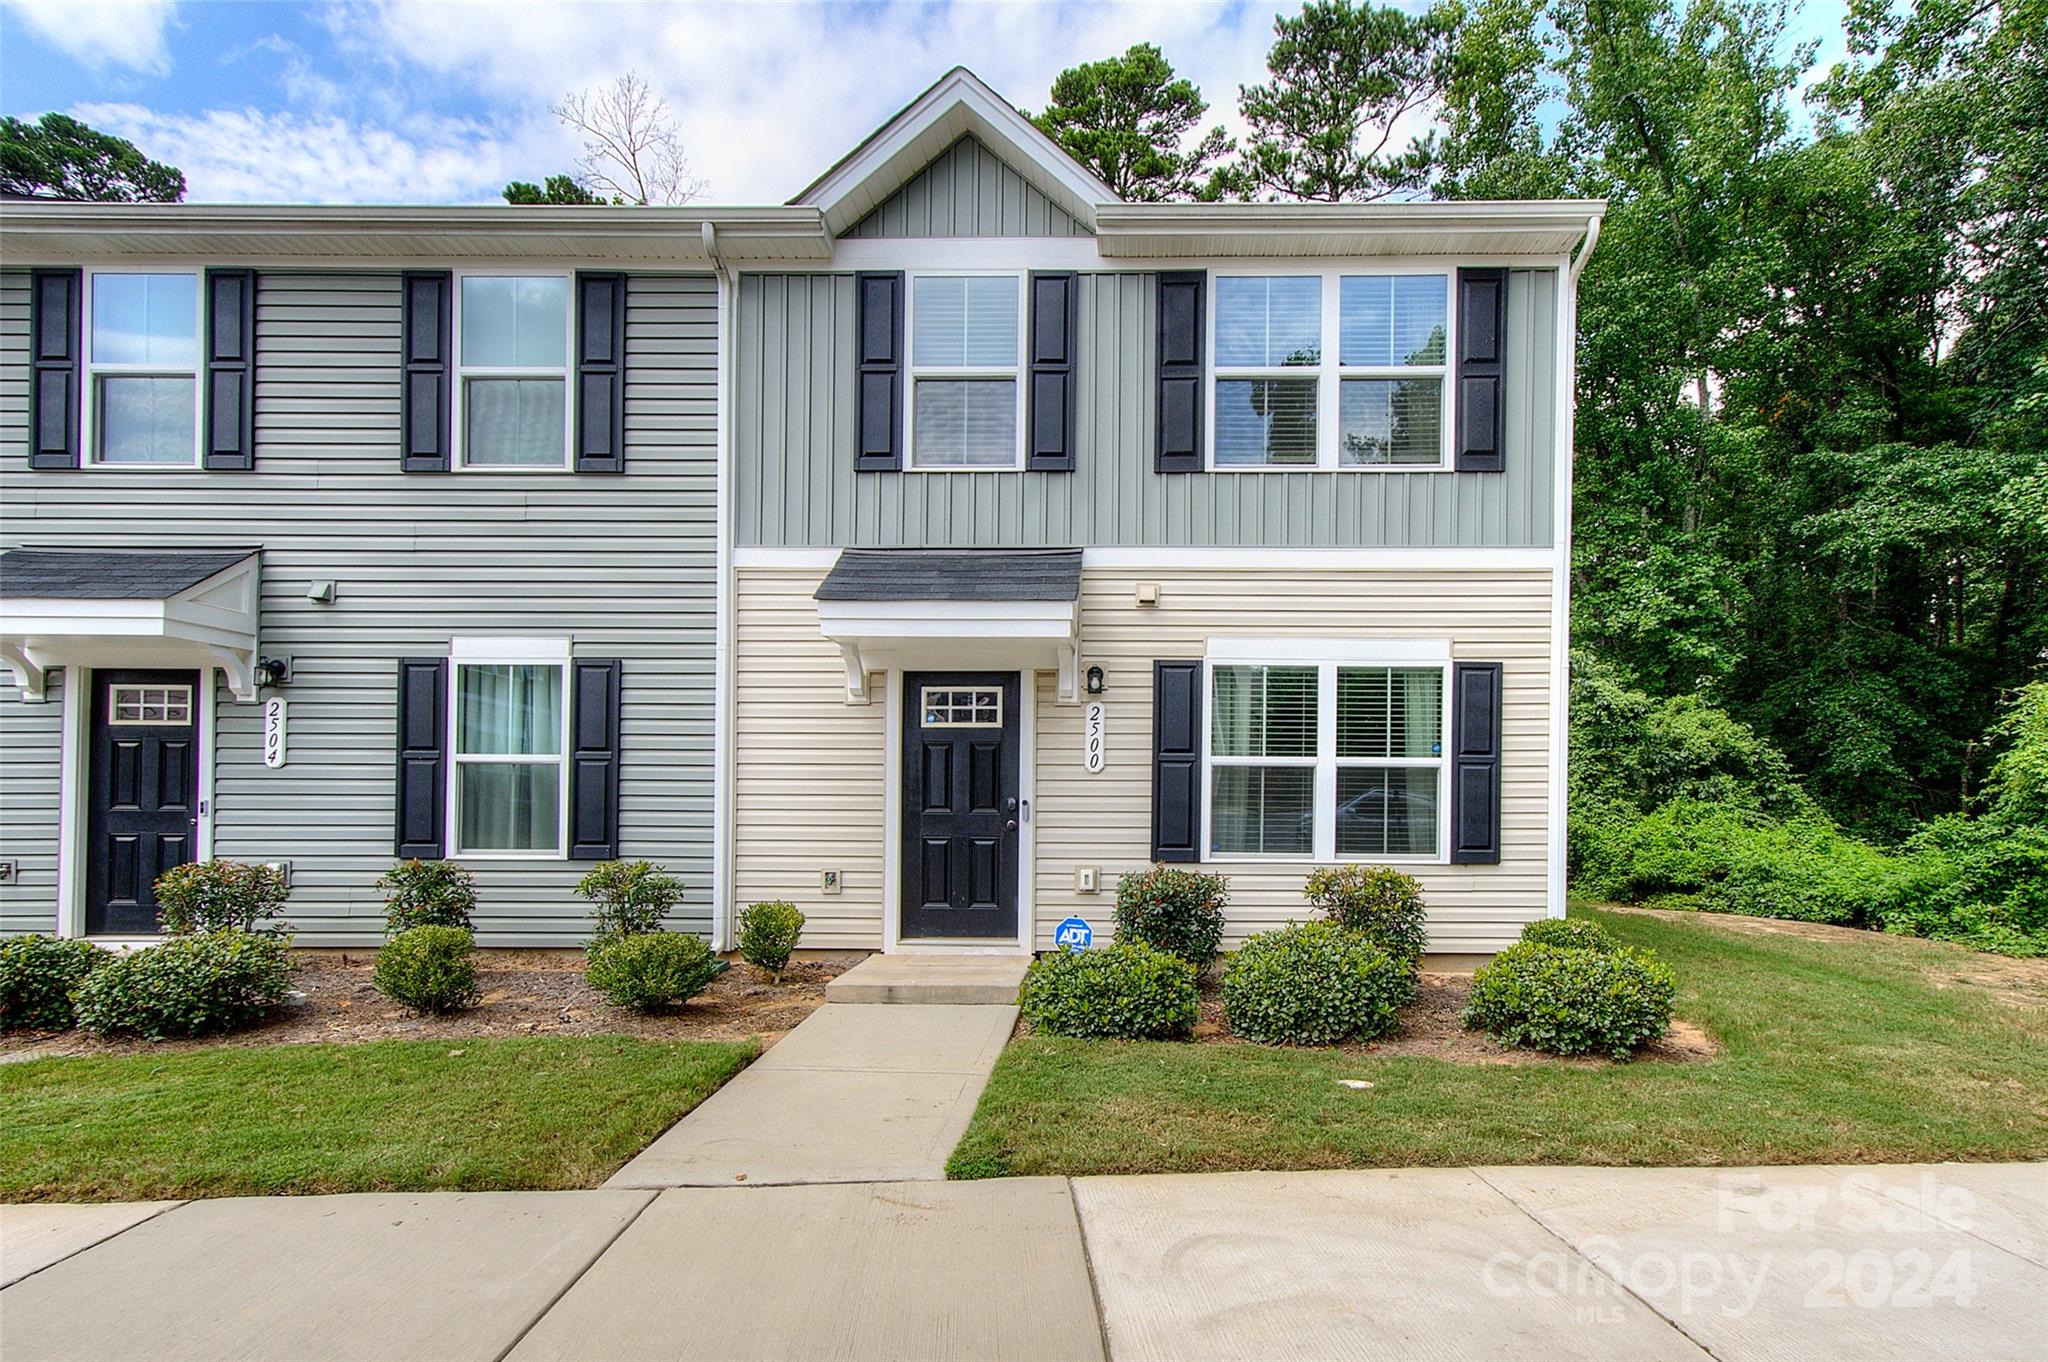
left=908, top=273, right=1023, bottom=469
left=88, top=271, right=201, bottom=466
left=1211, top=271, right=1450, bottom=471
left=457, top=274, right=571, bottom=469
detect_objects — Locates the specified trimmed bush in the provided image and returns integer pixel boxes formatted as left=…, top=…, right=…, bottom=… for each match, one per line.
left=72, top=933, right=296, bottom=1040
left=373, top=925, right=480, bottom=1014
left=737, top=901, right=805, bottom=977
left=577, top=860, right=686, bottom=937
left=0, top=935, right=103, bottom=1031
left=586, top=931, right=727, bottom=1011
left=376, top=859, right=476, bottom=933
left=155, top=859, right=290, bottom=935
left=1304, top=865, right=1428, bottom=969
left=1462, top=943, right=1676, bottom=1060
left=1518, top=918, right=1619, bottom=953
left=1113, top=866, right=1229, bottom=967
left=1019, top=943, right=1199, bottom=1040
left=1221, top=921, right=1406, bottom=1046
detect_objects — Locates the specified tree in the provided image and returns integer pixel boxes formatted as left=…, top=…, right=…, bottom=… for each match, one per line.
left=1032, top=43, right=1232, bottom=201
left=0, top=113, right=184, bottom=202
left=1228, top=0, right=1461, bottom=201
left=1434, top=0, right=1570, bottom=198
left=553, top=72, right=706, bottom=206
left=502, top=174, right=609, bottom=205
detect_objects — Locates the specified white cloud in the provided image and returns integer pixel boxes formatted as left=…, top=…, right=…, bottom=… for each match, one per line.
left=1, top=0, right=180, bottom=75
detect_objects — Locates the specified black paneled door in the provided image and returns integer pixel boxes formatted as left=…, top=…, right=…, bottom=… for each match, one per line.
left=86, top=669, right=201, bottom=935
left=901, top=672, right=1020, bottom=940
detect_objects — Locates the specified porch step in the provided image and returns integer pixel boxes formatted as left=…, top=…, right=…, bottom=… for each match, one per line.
left=824, top=954, right=1029, bottom=1006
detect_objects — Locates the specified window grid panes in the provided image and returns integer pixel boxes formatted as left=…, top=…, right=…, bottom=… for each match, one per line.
left=453, top=663, right=565, bottom=854
left=1209, top=665, right=1319, bottom=856
left=108, top=686, right=192, bottom=725
left=457, top=275, right=569, bottom=469
left=87, top=272, right=200, bottom=466
left=908, top=274, right=1021, bottom=468
left=921, top=688, right=1002, bottom=728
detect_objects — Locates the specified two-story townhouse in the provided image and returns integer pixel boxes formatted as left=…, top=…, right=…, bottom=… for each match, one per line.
left=0, top=68, right=1598, bottom=960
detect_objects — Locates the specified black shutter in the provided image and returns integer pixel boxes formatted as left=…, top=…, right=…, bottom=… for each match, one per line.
left=203, top=269, right=256, bottom=471
left=400, top=271, right=452, bottom=472
left=27, top=269, right=81, bottom=470
left=1156, top=270, right=1205, bottom=473
left=569, top=659, right=623, bottom=861
left=395, top=658, right=448, bottom=858
left=1028, top=271, right=1077, bottom=472
left=854, top=271, right=903, bottom=472
left=1455, top=268, right=1507, bottom=473
left=1151, top=659, right=1204, bottom=862
left=575, top=272, right=626, bottom=473
left=1450, top=662, right=1504, bottom=864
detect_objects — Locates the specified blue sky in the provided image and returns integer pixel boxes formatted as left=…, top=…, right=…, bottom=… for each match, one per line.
left=0, top=0, right=1853, bottom=205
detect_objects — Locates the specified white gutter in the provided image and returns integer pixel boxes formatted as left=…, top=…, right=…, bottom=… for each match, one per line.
left=704, top=221, right=736, bottom=954
left=1568, top=213, right=1602, bottom=284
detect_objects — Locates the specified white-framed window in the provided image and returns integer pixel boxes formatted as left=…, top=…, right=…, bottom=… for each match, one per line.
left=84, top=269, right=203, bottom=466
left=454, top=272, right=573, bottom=470
left=906, top=272, right=1025, bottom=469
left=108, top=684, right=193, bottom=725
left=448, top=649, right=569, bottom=858
left=920, top=686, right=1003, bottom=727
left=1210, top=268, right=1452, bottom=471
left=1203, top=654, right=1448, bottom=862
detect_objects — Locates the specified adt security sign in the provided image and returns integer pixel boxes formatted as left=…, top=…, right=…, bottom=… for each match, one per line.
left=1054, top=917, right=1093, bottom=952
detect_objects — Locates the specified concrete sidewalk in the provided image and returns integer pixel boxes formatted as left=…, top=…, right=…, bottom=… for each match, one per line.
left=4, top=1163, right=2042, bottom=1361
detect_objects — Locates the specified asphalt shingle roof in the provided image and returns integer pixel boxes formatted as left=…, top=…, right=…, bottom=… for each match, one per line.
left=814, top=548, right=1083, bottom=603
left=0, top=549, right=256, bottom=600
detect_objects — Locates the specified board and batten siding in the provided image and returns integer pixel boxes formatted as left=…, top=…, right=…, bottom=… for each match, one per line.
left=733, top=564, right=1554, bottom=955
left=0, top=269, right=718, bottom=945
left=734, top=268, right=1556, bottom=549
left=844, top=135, right=1090, bottom=239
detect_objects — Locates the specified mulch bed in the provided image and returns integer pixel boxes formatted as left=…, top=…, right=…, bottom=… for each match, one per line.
left=0, top=954, right=855, bottom=1062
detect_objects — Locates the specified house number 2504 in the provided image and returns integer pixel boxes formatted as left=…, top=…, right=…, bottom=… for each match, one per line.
left=263, top=697, right=287, bottom=769
left=1084, top=702, right=1106, bottom=774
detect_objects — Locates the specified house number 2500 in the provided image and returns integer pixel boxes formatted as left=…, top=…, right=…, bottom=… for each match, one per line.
left=1084, top=702, right=1106, bottom=774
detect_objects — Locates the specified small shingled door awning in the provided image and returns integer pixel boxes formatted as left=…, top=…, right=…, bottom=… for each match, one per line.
left=0, top=549, right=262, bottom=702
left=813, top=548, right=1083, bottom=704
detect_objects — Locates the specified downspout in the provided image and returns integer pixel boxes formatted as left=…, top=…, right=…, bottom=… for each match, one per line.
left=1547, top=213, right=1600, bottom=919
left=704, top=220, right=735, bottom=953
left=1568, top=213, right=1601, bottom=285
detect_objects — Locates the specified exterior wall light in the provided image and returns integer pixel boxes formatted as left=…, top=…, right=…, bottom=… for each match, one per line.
left=1085, top=665, right=1105, bottom=695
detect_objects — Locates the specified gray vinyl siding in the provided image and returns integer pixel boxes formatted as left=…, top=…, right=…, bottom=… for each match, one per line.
left=845, top=135, right=1090, bottom=238
left=0, top=681, right=61, bottom=934
left=0, top=269, right=717, bottom=946
left=735, top=269, right=1557, bottom=548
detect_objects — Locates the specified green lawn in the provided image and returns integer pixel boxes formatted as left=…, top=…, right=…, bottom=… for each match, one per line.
left=0, top=1036, right=756, bottom=1201
left=948, top=907, right=2048, bottom=1178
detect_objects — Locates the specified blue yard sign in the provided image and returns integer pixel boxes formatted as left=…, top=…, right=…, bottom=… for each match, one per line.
left=1054, top=916, right=1093, bottom=951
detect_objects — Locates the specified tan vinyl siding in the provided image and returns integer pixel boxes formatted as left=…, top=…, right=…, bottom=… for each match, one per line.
left=845, top=135, right=1090, bottom=238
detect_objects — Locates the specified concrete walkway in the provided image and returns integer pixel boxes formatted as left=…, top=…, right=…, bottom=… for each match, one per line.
left=5, top=1163, right=2040, bottom=1361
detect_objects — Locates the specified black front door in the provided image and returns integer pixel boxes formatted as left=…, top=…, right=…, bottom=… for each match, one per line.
left=86, top=669, right=201, bottom=935
left=902, top=672, right=1020, bottom=940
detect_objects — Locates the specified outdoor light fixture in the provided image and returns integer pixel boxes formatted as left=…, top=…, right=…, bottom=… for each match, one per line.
left=257, top=657, right=292, bottom=688
left=1085, top=665, right=1105, bottom=695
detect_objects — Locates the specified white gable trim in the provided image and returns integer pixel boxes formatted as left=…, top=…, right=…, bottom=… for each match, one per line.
left=796, top=68, right=1119, bottom=237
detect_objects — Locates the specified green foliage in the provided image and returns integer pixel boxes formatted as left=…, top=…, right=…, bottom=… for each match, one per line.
left=737, top=901, right=805, bottom=976
left=1221, top=921, right=1406, bottom=1045
left=502, top=174, right=608, bottom=204
left=1113, top=866, right=1229, bottom=966
left=576, top=861, right=686, bottom=937
left=1981, top=683, right=2048, bottom=831
left=376, top=860, right=476, bottom=933
left=1302, top=865, right=1428, bottom=972
left=1019, top=943, right=1200, bottom=1040
left=0, top=112, right=185, bottom=201
left=154, top=859, right=291, bottom=936
left=1462, top=943, right=1676, bottom=1060
left=72, top=934, right=296, bottom=1040
left=1520, top=918, right=1618, bottom=953
left=372, top=926, right=480, bottom=1014
left=0, top=936, right=102, bottom=1031
left=1033, top=43, right=1232, bottom=201
left=585, top=931, right=726, bottom=1012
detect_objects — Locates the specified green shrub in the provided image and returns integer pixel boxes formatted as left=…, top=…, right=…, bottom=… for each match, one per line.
left=577, top=860, right=686, bottom=937
left=376, top=859, right=476, bottom=933
left=1018, top=943, right=1198, bottom=1040
left=0, top=935, right=103, bottom=1031
left=1462, top=942, right=1676, bottom=1060
left=1519, top=918, right=1619, bottom=953
left=1221, top=921, right=1406, bottom=1045
left=586, top=931, right=726, bottom=1011
left=737, top=901, right=805, bottom=976
left=1304, top=865, right=1428, bottom=969
left=72, top=933, right=296, bottom=1040
left=1113, top=865, right=1228, bottom=966
left=155, top=859, right=290, bottom=935
left=372, top=926, right=479, bottom=1014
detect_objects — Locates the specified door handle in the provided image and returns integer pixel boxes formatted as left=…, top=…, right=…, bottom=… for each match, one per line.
left=1004, top=818, right=1018, bottom=832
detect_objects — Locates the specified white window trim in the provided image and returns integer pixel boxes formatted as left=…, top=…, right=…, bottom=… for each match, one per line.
left=1206, top=264, right=1455, bottom=473
left=82, top=267, right=205, bottom=470
left=904, top=271, right=1027, bottom=472
left=446, top=645, right=572, bottom=861
left=1200, top=655, right=1451, bottom=866
left=451, top=268, right=575, bottom=473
